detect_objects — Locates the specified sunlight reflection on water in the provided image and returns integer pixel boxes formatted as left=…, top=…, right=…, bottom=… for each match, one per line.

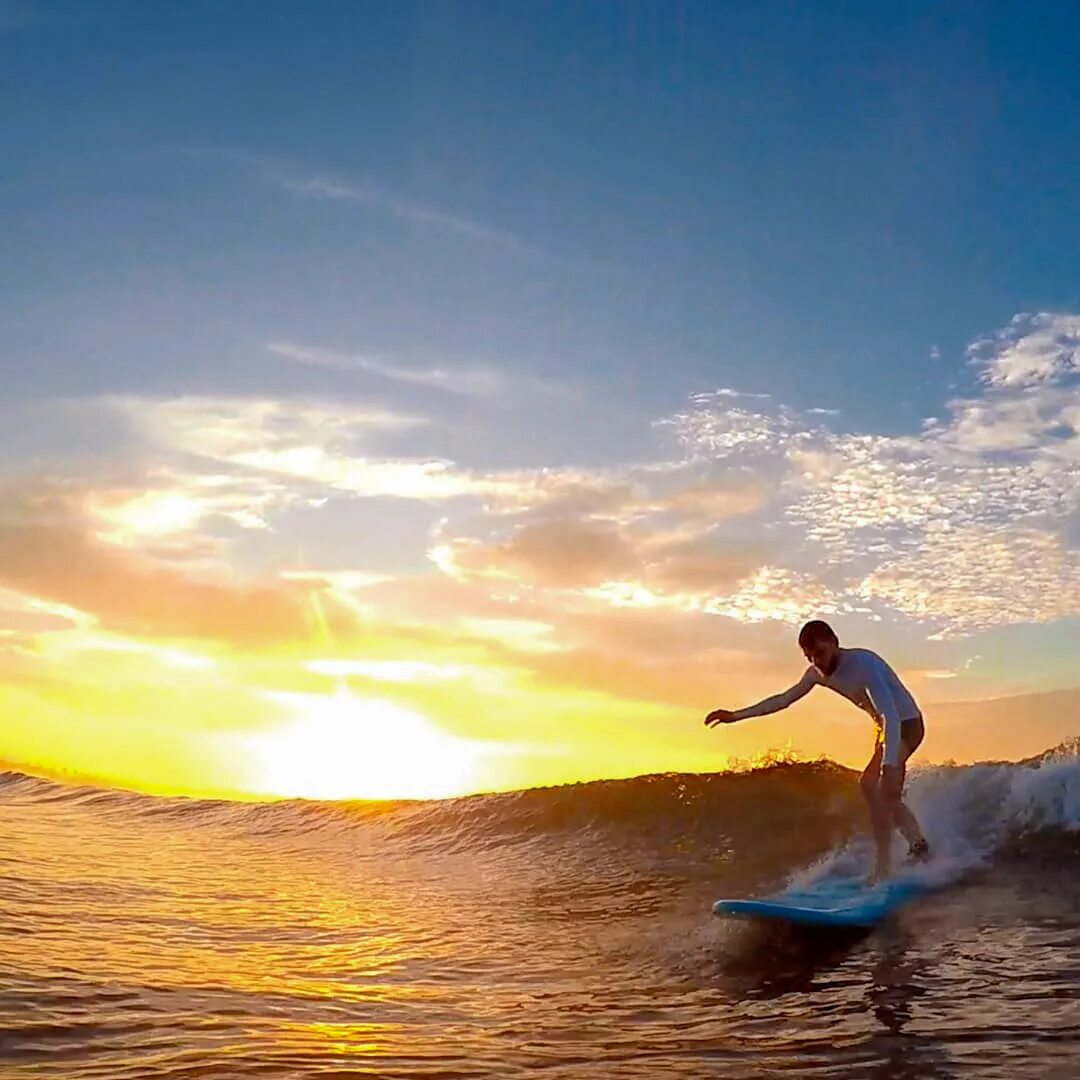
left=0, top=781, right=1077, bottom=1079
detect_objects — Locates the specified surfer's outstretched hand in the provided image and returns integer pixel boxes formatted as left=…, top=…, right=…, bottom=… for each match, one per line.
left=705, top=709, right=737, bottom=727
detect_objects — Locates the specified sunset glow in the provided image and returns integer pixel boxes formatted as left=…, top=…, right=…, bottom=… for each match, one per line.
left=245, top=690, right=485, bottom=801
left=1, top=313, right=1079, bottom=801
left=1, top=4, right=1077, bottom=802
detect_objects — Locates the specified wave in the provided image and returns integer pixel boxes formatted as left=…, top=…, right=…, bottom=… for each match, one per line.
left=783, top=742, right=1080, bottom=896
left=3, top=740, right=1078, bottom=874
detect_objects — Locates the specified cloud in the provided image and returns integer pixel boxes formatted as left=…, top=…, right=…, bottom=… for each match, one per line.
left=695, top=565, right=845, bottom=624
left=107, top=394, right=486, bottom=501
left=657, top=480, right=765, bottom=521
left=0, top=587, right=79, bottom=637
left=104, top=396, right=766, bottom=524
left=328, top=309, right=1070, bottom=642
left=267, top=341, right=568, bottom=400
left=467, top=461, right=766, bottom=524
left=0, top=480, right=332, bottom=646
left=15, top=310, right=1079, bottom=652
left=665, top=312, right=1080, bottom=635
left=430, top=502, right=773, bottom=615
left=175, top=145, right=558, bottom=261
left=322, top=562, right=800, bottom=713
left=113, top=394, right=423, bottom=458
left=859, top=527, right=1080, bottom=635
left=942, top=388, right=1077, bottom=452
left=82, top=468, right=287, bottom=549
left=441, top=517, right=636, bottom=588
left=280, top=174, right=544, bottom=257
left=970, top=312, right=1080, bottom=388
left=435, top=516, right=762, bottom=597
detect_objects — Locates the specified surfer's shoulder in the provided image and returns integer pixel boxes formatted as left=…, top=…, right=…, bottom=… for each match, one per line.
left=843, top=648, right=899, bottom=682
left=845, top=646, right=882, bottom=665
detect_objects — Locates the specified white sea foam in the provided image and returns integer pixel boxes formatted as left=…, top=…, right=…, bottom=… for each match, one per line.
left=786, top=753, right=1080, bottom=894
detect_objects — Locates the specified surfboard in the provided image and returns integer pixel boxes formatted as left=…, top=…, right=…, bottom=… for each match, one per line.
left=713, top=876, right=932, bottom=928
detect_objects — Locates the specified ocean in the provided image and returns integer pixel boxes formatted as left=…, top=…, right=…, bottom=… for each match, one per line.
left=0, top=749, right=1077, bottom=1079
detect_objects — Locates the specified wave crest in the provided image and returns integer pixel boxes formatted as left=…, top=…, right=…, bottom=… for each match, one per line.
left=3, top=742, right=1078, bottom=873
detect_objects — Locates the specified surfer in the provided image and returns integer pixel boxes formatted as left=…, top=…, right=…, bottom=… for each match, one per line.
left=704, top=620, right=931, bottom=882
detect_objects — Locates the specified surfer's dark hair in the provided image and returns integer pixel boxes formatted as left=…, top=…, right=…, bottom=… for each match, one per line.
left=798, top=620, right=838, bottom=647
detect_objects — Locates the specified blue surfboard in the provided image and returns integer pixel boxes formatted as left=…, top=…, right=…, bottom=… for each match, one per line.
left=713, top=876, right=932, bottom=928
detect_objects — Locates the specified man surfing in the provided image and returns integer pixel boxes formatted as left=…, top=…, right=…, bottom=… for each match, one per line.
left=705, top=619, right=931, bottom=882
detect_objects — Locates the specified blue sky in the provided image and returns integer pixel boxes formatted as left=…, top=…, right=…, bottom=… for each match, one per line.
left=5, top=1, right=1078, bottom=422
left=0, top=1, right=1079, bottom=788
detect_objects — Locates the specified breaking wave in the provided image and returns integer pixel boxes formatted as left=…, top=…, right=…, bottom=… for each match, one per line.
left=3, top=739, right=1078, bottom=877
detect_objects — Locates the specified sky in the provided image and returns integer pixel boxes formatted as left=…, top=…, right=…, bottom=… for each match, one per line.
left=1, top=1, right=1078, bottom=799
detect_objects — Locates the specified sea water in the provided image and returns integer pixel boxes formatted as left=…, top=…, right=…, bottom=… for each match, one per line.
left=0, top=751, right=1077, bottom=1078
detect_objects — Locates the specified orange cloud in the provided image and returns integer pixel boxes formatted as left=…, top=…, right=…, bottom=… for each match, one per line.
left=0, top=482, right=329, bottom=647
left=446, top=517, right=635, bottom=587
left=436, top=513, right=765, bottom=598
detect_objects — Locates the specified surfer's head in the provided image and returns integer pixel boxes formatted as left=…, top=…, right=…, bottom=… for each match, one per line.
left=798, top=619, right=840, bottom=675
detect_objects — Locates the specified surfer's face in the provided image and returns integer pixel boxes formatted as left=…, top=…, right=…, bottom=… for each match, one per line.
left=803, top=637, right=839, bottom=675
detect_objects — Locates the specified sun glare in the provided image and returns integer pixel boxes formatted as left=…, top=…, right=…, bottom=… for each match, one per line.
left=92, top=489, right=206, bottom=541
left=248, top=687, right=483, bottom=800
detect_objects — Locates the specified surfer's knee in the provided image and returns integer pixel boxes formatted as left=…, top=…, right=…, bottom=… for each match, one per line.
left=879, top=784, right=904, bottom=817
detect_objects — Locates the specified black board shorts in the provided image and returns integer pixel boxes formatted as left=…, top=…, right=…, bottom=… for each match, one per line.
left=901, top=715, right=925, bottom=755
left=873, top=714, right=925, bottom=760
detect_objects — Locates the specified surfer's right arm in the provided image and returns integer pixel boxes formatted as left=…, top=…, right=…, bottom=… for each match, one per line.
left=705, top=667, right=819, bottom=726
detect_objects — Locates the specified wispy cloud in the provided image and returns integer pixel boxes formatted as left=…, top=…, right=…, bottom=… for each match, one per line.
left=105, top=393, right=535, bottom=504
left=174, top=145, right=620, bottom=271
left=109, top=394, right=481, bottom=501
left=267, top=341, right=567, bottom=400
left=280, top=174, right=544, bottom=257
left=173, top=145, right=542, bottom=254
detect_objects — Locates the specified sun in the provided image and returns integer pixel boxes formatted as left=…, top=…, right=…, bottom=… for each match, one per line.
left=247, top=687, right=483, bottom=801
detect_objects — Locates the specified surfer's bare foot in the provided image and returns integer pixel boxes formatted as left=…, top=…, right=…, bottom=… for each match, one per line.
left=906, top=838, right=932, bottom=864
left=865, top=864, right=891, bottom=887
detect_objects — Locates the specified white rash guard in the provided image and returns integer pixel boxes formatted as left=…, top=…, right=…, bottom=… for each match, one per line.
left=731, top=647, right=921, bottom=767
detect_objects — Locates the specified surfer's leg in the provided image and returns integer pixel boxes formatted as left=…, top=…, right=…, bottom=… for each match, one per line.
left=890, top=717, right=930, bottom=860
left=859, top=745, right=892, bottom=879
